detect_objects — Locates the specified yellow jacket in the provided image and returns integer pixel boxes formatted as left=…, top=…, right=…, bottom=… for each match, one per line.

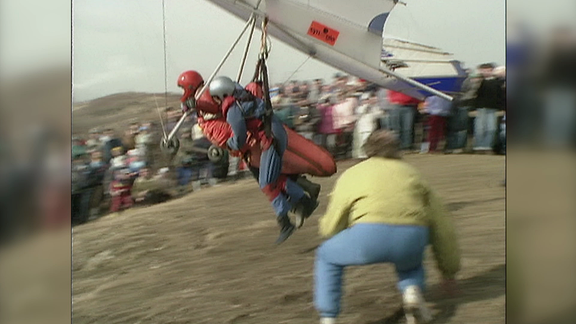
left=319, top=157, right=461, bottom=279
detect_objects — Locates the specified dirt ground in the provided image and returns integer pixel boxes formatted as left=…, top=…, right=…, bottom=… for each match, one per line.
left=72, top=154, right=505, bottom=324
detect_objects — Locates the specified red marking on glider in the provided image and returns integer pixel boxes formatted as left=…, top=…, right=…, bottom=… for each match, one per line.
left=307, top=21, right=340, bottom=46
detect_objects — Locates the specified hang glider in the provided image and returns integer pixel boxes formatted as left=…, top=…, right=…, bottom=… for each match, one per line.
left=205, top=0, right=466, bottom=101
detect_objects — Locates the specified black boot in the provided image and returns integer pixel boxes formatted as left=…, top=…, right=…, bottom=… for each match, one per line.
left=293, top=195, right=319, bottom=229
left=276, top=216, right=296, bottom=244
left=296, top=176, right=321, bottom=202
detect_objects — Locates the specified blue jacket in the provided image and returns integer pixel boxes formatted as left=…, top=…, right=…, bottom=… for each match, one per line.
left=226, top=84, right=268, bottom=151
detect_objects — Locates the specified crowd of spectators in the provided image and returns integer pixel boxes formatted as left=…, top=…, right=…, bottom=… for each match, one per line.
left=72, top=62, right=506, bottom=224
left=270, top=63, right=505, bottom=158
left=71, top=117, right=228, bottom=224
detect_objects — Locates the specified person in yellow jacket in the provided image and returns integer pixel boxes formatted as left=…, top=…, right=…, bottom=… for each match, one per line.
left=315, top=130, right=460, bottom=324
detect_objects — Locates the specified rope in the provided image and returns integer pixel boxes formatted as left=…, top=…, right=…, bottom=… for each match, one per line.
left=236, top=16, right=257, bottom=83
left=162, top=0, right=169, bottom=109
left=281, top=55, right=312, bottom=86
left=259, top=18, right=271, bottom=60
left=157, top=0, right=168, bottom=138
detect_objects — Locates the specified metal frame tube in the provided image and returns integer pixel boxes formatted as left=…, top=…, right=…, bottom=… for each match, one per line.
left=165, top=14, right=256, bottom=142
left=236, top=16, right=257, bottom=82
left=379, top=65, right=453, bottom=101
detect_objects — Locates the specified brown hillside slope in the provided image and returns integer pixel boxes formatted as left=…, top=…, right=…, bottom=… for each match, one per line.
left=72, top=92, right=181, bottom=135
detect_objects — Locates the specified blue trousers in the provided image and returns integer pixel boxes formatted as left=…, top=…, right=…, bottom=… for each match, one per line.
left=314, top=223, right=429, bottom=318
left=390, top=105, right=416, bottom=150
left=259, top=116, right=305, bottom=217
left=446, top=106, right=470, bottom=150
left=474, top=108, right=497, bottom=149
left=177, top=167, right=193, bottom=186
left=178, top=163, right=213, bottom=186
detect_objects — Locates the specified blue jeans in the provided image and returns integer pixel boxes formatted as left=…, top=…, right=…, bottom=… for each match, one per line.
left=197, top=162, right=213, bottom=182
left=446, top=106, right=469, bottom=150
left=314, top=223, right=429, bottom=318
left=474, top=108, right=497, bottom=149
left=177, top=167, right=193, bottom=186
left=259, top=116, right=305, bottom=217
left=379, top=114, right=393, bottom=130
left=390, top=105, right=416, bottom=150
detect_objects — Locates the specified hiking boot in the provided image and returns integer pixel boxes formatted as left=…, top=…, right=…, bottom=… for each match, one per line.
left=296, top=176, right=321, bottom=202
left=402, top=285, right=432, bottom=324
left=293, top=195, right=319, bottom=229
left=275, top=216, right=295, bottom=244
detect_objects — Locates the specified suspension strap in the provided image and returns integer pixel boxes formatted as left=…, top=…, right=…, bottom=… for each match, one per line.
left=256, top=18, right=274, bottom=140
left=259, top=17, right=270, bottom=60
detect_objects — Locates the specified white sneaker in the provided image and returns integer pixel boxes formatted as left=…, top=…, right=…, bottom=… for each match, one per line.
left=403, top=285, right=433, bottom=324
left=420, top=142, right=430, bottom=154
left=320, top=318, right=336, bottom=324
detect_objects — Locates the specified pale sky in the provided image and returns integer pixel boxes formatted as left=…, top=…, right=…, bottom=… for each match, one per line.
left=71, top=0, right=506, bottom=102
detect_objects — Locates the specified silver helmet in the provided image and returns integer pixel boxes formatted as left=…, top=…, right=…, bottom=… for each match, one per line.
left=209, top=76, right=236, bottom=101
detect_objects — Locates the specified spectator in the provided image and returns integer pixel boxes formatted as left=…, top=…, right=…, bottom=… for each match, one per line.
left=388, top=90, right=422, bottom=151
left=89, top=150, right=106, bottom=170
left=190, top=128, right=216, bottom=188
left=352, top=92, right=379, bottom=159
left=122, top=122, right=140, bottom=150
left=109, top=168, right=133, bottom=213
left=446, top=72, right=479, bottom=153
left=272, top=92, right=297, bottom=130
left=173, top=128, right=196, bottom=187
left=128, top=149, right=146, bottom=174
left=332, top=92, right=358, bottom=159
left=375, top=87, right=394, bottom=130
left=72, top=153, right=93, bottom=223
left=72, top=136, right=86, bottom=159
left=295, top=103, right=321, bottom=141
left=72, top=149, right=106, bottom=222
left=87, top=150, right=107, bottom=218
left=135, top=125, right=154, bottom=165
left=307, top=79, right=323, bottom=105
left=473, top=63, right=505, bottom=153
left=110, top=147, right=127, bottom=170
left=492, top=66, right=507, bottom=154
left=86, top=128, right=103, bottom=153
left=316, top=95, right=338, bottom=155
left=314, top=130, right=460, bottom=324
left=131, top=167, right=172, bottom=206
left=422, top=95, right=452, bottom=153
left=100, top=128, right=124, bottom=164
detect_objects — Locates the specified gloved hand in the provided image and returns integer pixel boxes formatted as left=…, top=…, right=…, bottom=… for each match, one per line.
left=229, top=150, right=243, bottom=158
left=181, top=97, right=196, bottom=113
left=245, top=131, right=257, bottom=147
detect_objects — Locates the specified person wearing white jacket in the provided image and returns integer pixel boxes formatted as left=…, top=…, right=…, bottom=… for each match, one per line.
left=352, top=93, right=381, bottom=159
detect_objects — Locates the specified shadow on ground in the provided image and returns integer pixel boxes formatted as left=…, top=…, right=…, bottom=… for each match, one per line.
left=365, top=264, right=505, bottom=324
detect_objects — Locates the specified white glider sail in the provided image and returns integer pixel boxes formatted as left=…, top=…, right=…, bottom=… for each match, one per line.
left=205, top=0, right=465, bottom=100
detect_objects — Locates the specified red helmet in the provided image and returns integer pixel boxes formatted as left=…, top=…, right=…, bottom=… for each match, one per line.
left=177, top=70, right=204, bottom=102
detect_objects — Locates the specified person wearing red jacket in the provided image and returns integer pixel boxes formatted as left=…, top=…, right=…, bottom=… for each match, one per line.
left=177, top=71, right=320, bottom=244
left=109, top=168, right=133, bottom=212
left=387, top=90, right=422, bottom=151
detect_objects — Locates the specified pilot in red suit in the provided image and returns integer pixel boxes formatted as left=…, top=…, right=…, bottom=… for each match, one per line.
left=177, top=71, right=319, bottom=244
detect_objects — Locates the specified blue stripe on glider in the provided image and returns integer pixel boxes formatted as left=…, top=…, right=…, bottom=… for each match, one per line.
left=412, top=75, right=466, bottom=97
left=368, top=13, right=390, bottom=35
